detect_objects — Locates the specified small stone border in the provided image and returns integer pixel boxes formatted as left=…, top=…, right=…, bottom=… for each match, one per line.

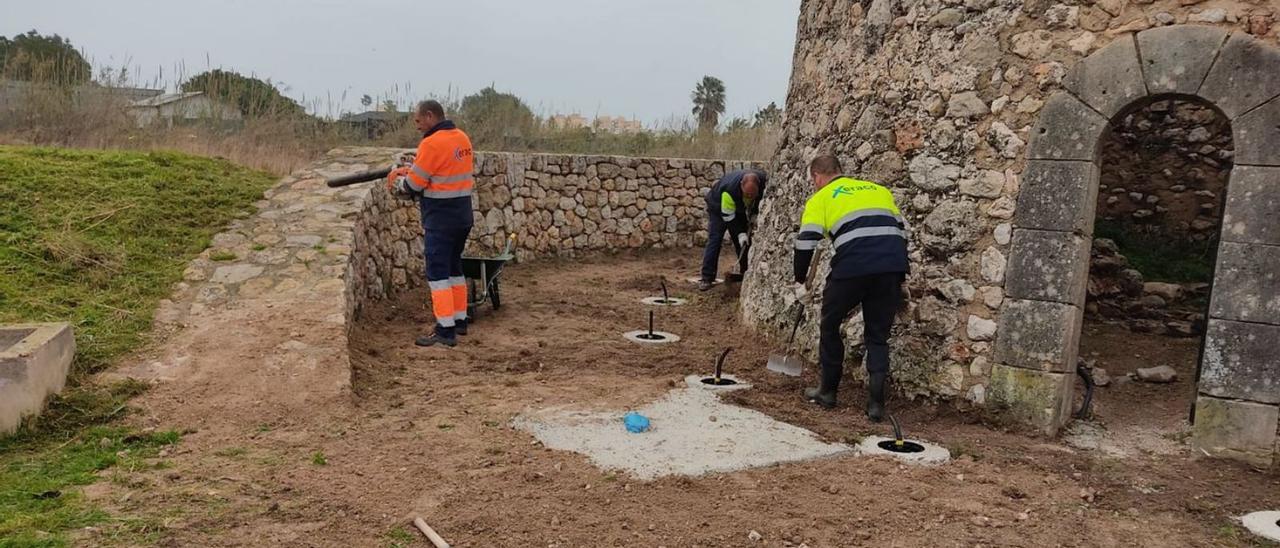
left=855, top=436, right=951, bottom=466
left=623, top=330, right=681, bottom=344
left=641, top=297, right=688, bottom=306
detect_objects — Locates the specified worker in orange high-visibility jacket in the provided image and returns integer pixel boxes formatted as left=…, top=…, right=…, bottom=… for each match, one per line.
left=386, top=100, right=475, bottom=347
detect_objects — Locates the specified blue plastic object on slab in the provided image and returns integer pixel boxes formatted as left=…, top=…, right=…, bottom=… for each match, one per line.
left=623, top=412, right=651, bottom=433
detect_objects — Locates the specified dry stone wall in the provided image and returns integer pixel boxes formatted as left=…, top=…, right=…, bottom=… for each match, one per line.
left=742, top=0, right=1279, bottom=465
left=350, top=149, right=761, bottom=314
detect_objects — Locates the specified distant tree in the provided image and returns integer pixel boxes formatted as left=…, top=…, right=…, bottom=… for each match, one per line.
left=459, top=86, right=537, bottom=147
left=181, top=69, right=304, bottom=117
left=381, top=99, right=398, bottom=112
left=360, top=94, right=373, bottom=109
left=725, top=117, right=751, bottom=132
left=691, top=76, right=726, bottom=132
left=0, top=30, right=91, bottom=85
left=753, top=102, right=782, bottom=128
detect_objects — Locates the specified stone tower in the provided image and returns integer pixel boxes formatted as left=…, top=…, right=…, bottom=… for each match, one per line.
left=743, top=0, right=1279, bottom=466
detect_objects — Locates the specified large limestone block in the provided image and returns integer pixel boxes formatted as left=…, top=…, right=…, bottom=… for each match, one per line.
left=1027, top=93, right=1109, bottom=161
left=1221, top=166, right=1280, bottom=246
left=1232, top=95, right=1280, bottom=167
left=987, top=363, right=1073, bottom=435
left=1136, top=25, right=1229, bottom=96
left=1062, top=34, right=1147, bottom=119
left=0, top=323, right=75, bottom=435
left=1004, top=229, right=1091, bottom=307
left=1192, top=396, right=1278, bottom=468
left=1199, top=33, right=1280, bottom=120
left=1199, top=319, right=1280, bottom=405
left=993, top=299, right=1082, bottom=373
left=1013, top=160, right=1099, bottom=234
left=1210, top=242, right=1280, bottom=324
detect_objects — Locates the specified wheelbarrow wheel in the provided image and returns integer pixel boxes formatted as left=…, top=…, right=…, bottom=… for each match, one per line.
left=490, top=279, right=501, bottom=310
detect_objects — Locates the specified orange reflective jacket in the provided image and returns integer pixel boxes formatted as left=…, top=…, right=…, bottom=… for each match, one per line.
left=405, top=121, right=474, bottom=200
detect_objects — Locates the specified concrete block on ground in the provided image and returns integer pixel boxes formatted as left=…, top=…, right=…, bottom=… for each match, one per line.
left=1199, top=33, right=1280, bottom=119
left=1210, top=242, right=1280, bottom=324
left=1063, top=34, right=1147, bottom=119
left=1027, top=93, right=1110, bottom=161
left=1200, top=319, right=1280, bottom=405
left=0, top=323, right=75, bottom=435
left=993, top=299, right=1083, bottom=373
left=1004, top=229, right=1091, bottom=307
left=987, top=363, right=1073, bottom=435
left=1192, top=395, right=1278, bottom=468
left=1136, top=25, right=1229, bottom=96
left=1013, top=160, right=1099, bottom=234
left=1233, top=95, right=1280, bottom=167
left=1222, top=166, right=1280, bottom=246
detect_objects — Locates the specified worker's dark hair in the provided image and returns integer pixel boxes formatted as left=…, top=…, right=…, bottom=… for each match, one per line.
left=417, top=100, right=445, bottom=118
left=809, top=154, right=842, bottom=176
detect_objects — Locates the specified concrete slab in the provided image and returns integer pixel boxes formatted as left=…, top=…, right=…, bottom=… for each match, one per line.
left=993, top=299, right=1083, bottom=373
left=1063, top=34, right=1147, bottom=119
left=514, top=385, right=853, bottom=481
left=1004, top=229, right=1091, bottom=307
left=1136, top=25, right=1229, bottom=96
left=1210, top=242, right=1280, bottom=324
left=1222, top=166, right=1280, bottom=246
left=1199, top=319, right=1280, bottom=405
left=1013, top=160, right=1099, bottom=235
left=1199, top=33, right=1280, bottom=119
left=1192, top=396, right=1278, bottom=468
left=1240, top=511, right=1280, bottom=542
left=987, top=363, right=1073, bottom=435
left=1233, top=94, right=1280, bottom=167
left=0, top=323, right=75, bottom=435
left=1026, top=93, right=1109, bottom=161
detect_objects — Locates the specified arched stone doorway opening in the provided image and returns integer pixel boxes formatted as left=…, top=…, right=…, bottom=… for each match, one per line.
left=989, top=25, right=1280, bottom=467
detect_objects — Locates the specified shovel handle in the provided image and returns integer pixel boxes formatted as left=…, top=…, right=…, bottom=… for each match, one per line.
left=715, top=347, right=731, bottom=380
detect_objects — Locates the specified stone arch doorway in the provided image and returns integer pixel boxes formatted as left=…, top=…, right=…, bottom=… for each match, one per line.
left=989, top=25, right=1280, bottom=467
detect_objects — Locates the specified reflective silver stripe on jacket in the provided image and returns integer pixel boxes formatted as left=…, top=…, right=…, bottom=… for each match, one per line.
left=829, top=208, right=903, bottom=237
left=429, top=172, right=473, bottom=184
left=423, top=188, right=474, bottom=199
left=832, top=226, right=907, bottom=249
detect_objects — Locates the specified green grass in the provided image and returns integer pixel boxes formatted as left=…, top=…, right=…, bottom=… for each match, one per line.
left=1094, top=220, right=1217, bottom=283
left=310, top=451, right=327, bottom=466
left=0, top=145, right=276, bottom=374
left=0, top=145, right=275, bottom=546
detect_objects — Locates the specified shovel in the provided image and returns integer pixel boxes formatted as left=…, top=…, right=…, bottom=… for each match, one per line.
left=766, top=249, right=823, bottom=377
left=767, top=305, right=806, bottom=376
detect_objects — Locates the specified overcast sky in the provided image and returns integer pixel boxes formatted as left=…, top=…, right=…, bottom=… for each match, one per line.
left=5, top=0, right=802, bottom=126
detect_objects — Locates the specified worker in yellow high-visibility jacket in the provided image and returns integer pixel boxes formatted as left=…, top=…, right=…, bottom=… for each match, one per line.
left=792, top=155, right=909, bottom=421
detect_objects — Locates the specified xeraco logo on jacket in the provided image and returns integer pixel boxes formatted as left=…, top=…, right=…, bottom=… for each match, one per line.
left=831, top=183, right=878, bottom=199
left=453, top=146, right=473, bottom=162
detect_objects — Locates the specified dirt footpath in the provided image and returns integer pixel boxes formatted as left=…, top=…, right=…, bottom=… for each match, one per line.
left=96, top=251, right=1279, bottom=547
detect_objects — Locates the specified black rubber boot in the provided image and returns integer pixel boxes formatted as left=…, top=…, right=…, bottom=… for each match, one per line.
left=455, top=320, right=468, bottom=336
left=804, top=386, right=837, bottom=409
left=415, top=334, right=457, bottom=348
left=697, top=280, right=715, bottom=292
left=866, top=371, right=887, bottom=422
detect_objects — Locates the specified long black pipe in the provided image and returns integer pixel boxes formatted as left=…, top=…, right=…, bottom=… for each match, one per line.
left=326, top=167, right=393, bottom=188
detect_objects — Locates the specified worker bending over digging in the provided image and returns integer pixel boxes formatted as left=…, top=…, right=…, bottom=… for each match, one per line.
left=698, top=168, right=769, bottom=291
left=386, top=100, right=476, bottom=347
left=792, top=155, right=909, bottom=421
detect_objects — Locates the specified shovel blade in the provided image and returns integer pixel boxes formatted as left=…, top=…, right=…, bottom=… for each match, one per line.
left=766, top=354, right=803, bottom=377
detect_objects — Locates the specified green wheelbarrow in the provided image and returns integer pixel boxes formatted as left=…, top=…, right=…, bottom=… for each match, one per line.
left=462, top=233, right=516, bottom=317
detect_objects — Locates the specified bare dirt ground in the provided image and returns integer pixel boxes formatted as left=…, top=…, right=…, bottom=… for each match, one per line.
left=90, top=251, right=1279, bottom=547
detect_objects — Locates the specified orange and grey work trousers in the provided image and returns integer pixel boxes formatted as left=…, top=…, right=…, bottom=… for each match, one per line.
left=424, top=225, right=472, bottom=339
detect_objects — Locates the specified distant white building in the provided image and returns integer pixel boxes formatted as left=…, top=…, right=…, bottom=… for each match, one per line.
left=547, top=113, right=588, bottom=130
left=128, top=91, right=241, bottom=127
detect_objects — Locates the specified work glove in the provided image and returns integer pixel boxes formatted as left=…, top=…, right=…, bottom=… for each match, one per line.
left=737, top=232, right=749, bottom=248
left=385, top=167, right=417, bottom=200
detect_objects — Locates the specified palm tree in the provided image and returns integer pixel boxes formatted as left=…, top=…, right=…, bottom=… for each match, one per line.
left=691, top=76, right=726, bottom=132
